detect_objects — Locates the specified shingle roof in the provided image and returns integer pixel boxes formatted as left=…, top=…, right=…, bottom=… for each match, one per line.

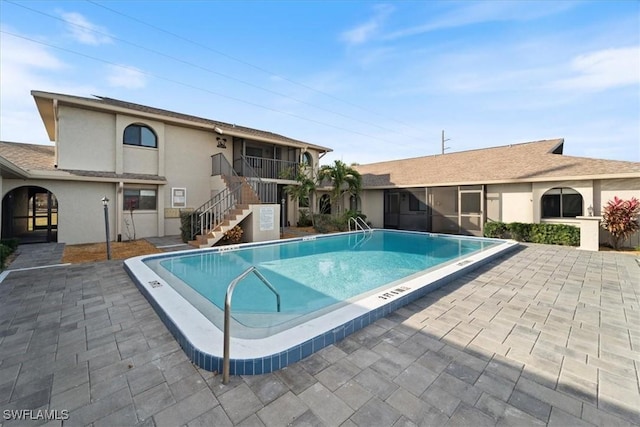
left=32, top=91, right=332, bottom=152
left=0, top=141, right=55, bottom=171
left=354, top=139, right=640, bottom=188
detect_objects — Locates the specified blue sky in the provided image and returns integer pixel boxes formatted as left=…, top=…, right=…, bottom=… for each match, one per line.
left=1, top=0, right=638, bottom=165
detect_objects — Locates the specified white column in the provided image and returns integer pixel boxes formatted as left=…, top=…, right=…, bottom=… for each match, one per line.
left=576, top=216, right=602, bottom=251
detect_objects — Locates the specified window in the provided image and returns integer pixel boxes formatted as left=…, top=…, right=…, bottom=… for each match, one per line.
left=541, top=188, right=583, bottom=218
left=301, top=152, right=313, bottom=166
left=349, top=195, right=361, bottom=211
left=124, top=189, right=157, bottom=210
left=124, top=124, right=157, bottom=148
left=409, top=193, right=427, bottom=212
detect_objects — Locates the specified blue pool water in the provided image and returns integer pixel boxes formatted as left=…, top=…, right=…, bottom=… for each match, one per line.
left=148, top=230, right=497, bottom=322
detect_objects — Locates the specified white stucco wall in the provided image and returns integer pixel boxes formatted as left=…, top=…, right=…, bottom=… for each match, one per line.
left=57, top=105, right=116, bottom=172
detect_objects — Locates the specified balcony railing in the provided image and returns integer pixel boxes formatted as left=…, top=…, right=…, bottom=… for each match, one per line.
left=242, top=156, right=299, bottom=180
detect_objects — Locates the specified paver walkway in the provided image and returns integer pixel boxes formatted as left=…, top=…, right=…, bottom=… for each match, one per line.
left=0, top=244, right=638, bottom=426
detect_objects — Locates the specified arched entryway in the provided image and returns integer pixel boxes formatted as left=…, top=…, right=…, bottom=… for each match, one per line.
left=2, top=186, right=58, bottom=243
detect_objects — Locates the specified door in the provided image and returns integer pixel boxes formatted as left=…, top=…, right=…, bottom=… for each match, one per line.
left=458, top=185, right=484, bottom=236
left=384, top=191, right=400, bottom=228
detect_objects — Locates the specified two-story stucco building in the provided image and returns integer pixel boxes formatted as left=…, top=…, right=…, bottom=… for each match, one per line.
left=0, top=91, right=331, bottom=245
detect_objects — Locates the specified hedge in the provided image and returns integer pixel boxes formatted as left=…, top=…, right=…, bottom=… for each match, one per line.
left=0, top=239, right=19, bottom=269
left=484, top=221, right=579, bottom=246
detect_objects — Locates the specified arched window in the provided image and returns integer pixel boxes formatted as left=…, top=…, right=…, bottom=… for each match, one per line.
left=319, top=194, right=332, bottom=214
left=301, top=152, right=313, bottom=166
left=349, top=195, right=361, bottom=212
left=541, top=187, right=583, bottom=218
left=124, top=124, right=157, bottom=148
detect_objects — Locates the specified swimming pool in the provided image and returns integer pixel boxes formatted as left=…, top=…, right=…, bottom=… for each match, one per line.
left=124, top=230, right=517, bottom=375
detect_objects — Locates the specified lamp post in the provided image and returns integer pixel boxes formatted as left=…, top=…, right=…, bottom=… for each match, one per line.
left=101, top=196, right=112, bottom=260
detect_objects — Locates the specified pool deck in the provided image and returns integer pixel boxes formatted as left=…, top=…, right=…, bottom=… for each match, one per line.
left=0, top=242, right=638, bottom=426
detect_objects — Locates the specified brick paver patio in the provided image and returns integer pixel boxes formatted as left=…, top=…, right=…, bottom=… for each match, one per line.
left=0, top=243, right=638, bottom=426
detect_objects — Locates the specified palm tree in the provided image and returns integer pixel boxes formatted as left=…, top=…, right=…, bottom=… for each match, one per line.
left=284, top=166, right=317, bottom=224
left=318, top=160, right=362, bottom=214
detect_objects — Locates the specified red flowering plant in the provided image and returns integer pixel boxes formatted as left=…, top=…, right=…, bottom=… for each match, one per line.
left=600, top=196, right=640, bottom=249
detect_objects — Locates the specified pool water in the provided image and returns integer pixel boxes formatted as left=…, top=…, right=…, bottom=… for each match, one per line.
left=126, top=229, right=516, bottom=375
left=146, top=231, right=497, bottom=329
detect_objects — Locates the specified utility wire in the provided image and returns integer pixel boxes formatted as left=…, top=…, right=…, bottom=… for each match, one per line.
left=0, top=30, right=405, bottom=145
left=5, top=0, right=405, bottom=135
left=85, top=0, right=422, bottom=132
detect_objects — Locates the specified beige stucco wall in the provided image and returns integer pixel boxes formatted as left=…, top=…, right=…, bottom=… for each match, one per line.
left=57, top=105, right=116, bottom=172
left=242, top=204, right=280, bottom=242
left=116, top=115, right=164, bottom=176
left=486, top=183, right=533, bottom=223
left=2, top=179, right=117, bottom=245
left=123, top=146, right=159, bottom=176
left=596, top=177, right=640, bottom=247
left=163, top=124, right=230, bottom=218
left=360, top=189, right=384, bottom=228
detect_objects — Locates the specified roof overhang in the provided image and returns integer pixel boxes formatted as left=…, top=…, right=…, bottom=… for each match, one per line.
left=360, top=172, right=640, bottom=190
left=0, top=157, right=29, bottom=179
left=31, top=91, right=333, bottom=152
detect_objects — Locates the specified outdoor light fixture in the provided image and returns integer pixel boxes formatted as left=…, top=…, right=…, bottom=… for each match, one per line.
left=216, top=137, right=227, bottom=148
left=587, top=205, right=594, bottom=216
left=101, top=196, right=112, bottom=260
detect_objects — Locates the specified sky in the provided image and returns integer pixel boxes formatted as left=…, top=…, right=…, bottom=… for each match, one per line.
left=1, top=0, right=639, bottom=166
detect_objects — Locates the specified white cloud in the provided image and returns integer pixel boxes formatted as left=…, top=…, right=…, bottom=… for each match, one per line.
left=385, top=1, right=579, bottom=40
left=550, top=46, right=640, bottom=92
left=340, top=4, right=394, bottom=45
left=106, top=65, right=147, bottom=89
left=60, top=11, right=112, bottom=45
left=0, top=30, right=98, bottom=144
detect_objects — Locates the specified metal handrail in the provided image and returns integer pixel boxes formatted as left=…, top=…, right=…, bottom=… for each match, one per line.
left=348, top=216, right=372, bottom=232
left=223, top=266, right=280, bottom=384
left=190, top=182, right=243, bottom=240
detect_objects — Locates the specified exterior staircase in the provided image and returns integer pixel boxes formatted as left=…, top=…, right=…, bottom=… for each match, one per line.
left=188, top=176, right=261, bottom=248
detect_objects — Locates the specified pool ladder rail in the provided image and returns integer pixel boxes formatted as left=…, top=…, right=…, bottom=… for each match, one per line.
left=348, top=216, right=373, bottom=233
left=223, top=266, right=280, bottom=384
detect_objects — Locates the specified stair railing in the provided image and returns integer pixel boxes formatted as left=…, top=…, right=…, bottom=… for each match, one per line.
left=238, top=156, right=278, bottom=204
left=191, top=182, right=243, bottom=241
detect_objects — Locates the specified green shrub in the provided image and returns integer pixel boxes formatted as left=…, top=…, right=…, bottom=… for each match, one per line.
left=297, top=209, right=312, bottom=227
left=0, top=243, right=14, bottom=269
left=506, top=222, right=532, bottom=242
left=483, top=221, right=508, bottom=238
left=529, top=223, right=579, bottom=246
left=313, top=214, right=334, bottom=233
left=179, top=210, right=194, bottom=243
left=484, top=221, right=579, bottom=246
left=0, top=238, right=19, bottom=251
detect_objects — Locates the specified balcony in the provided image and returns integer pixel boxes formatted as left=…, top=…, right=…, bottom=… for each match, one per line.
left=238, top=156, right=299, bottom=180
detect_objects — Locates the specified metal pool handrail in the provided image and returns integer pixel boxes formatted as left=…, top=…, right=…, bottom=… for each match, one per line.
left=348, top=216, right=372, bottom=232
left=223, top=266, right=281, bottom=384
